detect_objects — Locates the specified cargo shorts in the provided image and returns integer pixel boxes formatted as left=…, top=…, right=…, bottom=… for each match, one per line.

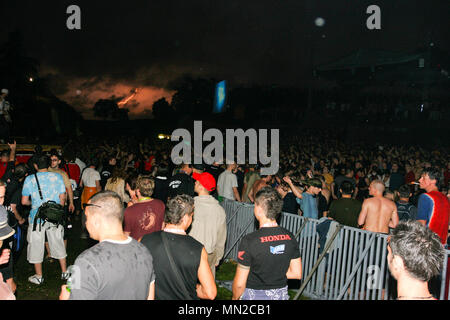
left=27, top=220, right=67, bottom=264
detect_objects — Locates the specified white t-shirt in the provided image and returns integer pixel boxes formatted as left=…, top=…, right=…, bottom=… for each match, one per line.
left=217, top=170, right=238, bottom=200
left=81, top=167, right=101, bottom=188
left=75, top=158, right=86, bottom=173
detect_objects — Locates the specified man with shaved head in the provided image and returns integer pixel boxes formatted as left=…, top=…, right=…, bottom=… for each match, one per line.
left=59, top=191, right=155, bottom=300
left=357, top=180, right=399, bottom=234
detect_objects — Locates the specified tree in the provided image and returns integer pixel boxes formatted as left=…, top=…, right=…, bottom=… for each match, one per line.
left=152, top=97, right=175, bottom=120
left=169, top=76, right=216, bottom=117
left=93, top=99, right=128, bottom=120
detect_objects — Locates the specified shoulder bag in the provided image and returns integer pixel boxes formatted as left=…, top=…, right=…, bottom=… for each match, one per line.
left=161, top=232, right=194, bottom=300
left=33, top=173, right=65, bottom=232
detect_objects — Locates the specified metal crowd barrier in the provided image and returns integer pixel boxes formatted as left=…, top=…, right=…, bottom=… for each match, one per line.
left=221, top=199, right=450, bottom=300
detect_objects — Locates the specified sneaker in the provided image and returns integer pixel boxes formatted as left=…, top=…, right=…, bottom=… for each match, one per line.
left=28, top=274, right=44, bottom=285
left=61, top=272, right=70, bottom=280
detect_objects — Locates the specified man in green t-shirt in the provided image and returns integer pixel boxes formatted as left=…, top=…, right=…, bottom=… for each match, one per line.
left=328, top=181, right=362, bottom=228
left=241, top=165, right=260, bottom=203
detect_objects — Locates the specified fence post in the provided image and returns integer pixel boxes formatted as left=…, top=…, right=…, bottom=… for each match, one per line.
left=226, top=204, right=242, bottom=225
left=293, top=224, right=343, bottom=300
left=336, top=233, right=377, bottom=300
left=223, top=215, right=255, bottom=260
left=294, top=218, right=310, bottom=240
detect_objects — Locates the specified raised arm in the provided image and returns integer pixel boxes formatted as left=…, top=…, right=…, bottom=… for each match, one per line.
left=283, top=176, right=303, bottom=199
left=8, top=141, right=16, bottom=162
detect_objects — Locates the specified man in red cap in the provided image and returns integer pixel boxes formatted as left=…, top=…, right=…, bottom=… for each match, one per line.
left=189, top=172, right=227, bottom=278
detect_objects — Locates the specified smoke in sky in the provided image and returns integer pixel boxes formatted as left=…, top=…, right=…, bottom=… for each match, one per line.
left=42, top=65, right=176, bottom=120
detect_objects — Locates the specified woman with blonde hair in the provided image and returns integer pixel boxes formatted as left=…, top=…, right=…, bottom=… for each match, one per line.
left=105, top=166, right=130, bottom=206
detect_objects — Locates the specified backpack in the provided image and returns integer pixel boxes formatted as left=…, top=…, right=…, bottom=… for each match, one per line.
left=32, top=173, right=65, bottom=232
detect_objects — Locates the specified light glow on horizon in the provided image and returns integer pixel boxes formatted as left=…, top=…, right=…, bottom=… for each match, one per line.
left=118, top=88, right=139, bottom=106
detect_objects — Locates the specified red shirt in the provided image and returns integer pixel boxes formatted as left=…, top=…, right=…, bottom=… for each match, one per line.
left=62, top=163, right=81, bottom=185
left=144, top=156, right=155, bottom=172
left=123, top=199, right=165, bottom=241
left=0, top=161, right=8, bottom=179
left=417, top=191, right=450, bottom=245
left=405, top=171, right=416, bottom=184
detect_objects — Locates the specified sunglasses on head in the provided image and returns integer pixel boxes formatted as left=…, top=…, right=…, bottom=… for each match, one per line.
left=84, top=203, right=102, bottom=209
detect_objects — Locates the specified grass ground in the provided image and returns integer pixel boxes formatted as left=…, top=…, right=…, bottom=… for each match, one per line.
left=12, top=216, right=98, bottom=300
left=10, top=215, right=307, bottom=300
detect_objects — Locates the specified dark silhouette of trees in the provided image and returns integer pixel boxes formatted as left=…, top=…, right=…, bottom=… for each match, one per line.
left=0, top=30, right=82, bottom=139
left=93, top=99, right=129, bottom=120
left=169, top=76, right=216, bottom=117
left=152, top=97, right=175, bottom=121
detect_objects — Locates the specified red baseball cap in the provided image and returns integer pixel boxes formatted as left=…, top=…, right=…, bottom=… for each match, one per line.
left=192, top=172, right=216, bottom=192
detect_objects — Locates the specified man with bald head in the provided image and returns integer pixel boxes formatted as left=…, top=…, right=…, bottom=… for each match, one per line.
left=59, top=191, right=155, bottom=300
left=357, top=180, right=399, bottom=234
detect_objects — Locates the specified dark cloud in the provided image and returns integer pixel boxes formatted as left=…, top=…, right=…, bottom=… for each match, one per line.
left=1, top=0, right=448, bottom=118
left=3, top=0, right=448, bottom=87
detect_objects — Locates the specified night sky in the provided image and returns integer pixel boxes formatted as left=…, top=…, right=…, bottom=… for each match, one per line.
left=1, top=0, right=449, bottom=119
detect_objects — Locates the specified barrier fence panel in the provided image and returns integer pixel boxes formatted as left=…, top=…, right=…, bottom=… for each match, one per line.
left=222, top=200, right=256, bottom=261
left=221, top=199, right=450, bottom=300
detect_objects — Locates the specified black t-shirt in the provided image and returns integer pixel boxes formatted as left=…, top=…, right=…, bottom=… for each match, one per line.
left=141, top=231, right=203, bottom=300
left=100, top=164, right=115, bottom=189
left=4, top=179, right=24, bottom=227
left=167, top=172, right=195, bottom=198
left=205, top=165, right=223, bottom=184
left=5, top=178, right=19, bottom=202
left=27, top=154, right=41, bottom=174
left=328, top=198, right=362, bottom=228
left=395, top=201, right=417, bottom=221
left=237, top=226, right=300, bottom=290
left=152, top=177, right=169, bottom=203
left=235, top=169, right=245, bottom=195
left=282, top=192, right=299, bottom=215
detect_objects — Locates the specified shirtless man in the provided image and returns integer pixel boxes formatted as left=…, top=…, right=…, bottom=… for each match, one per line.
left=357, top=180, right=399, bottom=234
left=247, top=175, right=272, bottom=203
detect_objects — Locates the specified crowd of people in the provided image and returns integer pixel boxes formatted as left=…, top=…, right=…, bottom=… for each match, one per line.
left=0, top=130, right=448, bottom=300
